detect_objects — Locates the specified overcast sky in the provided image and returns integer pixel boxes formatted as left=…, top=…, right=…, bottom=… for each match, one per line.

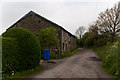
left=0, top=0, right=119, bottom=35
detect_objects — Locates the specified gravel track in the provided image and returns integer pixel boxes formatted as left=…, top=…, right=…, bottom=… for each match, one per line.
left=28, top=48, right=113, bottom=79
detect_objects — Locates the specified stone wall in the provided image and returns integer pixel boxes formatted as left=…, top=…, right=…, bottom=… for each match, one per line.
left=70, top=36, right=76, bottom=50
left=61, top=30, right=71, bottom=52
left=61, top=30, right=76, bottom=53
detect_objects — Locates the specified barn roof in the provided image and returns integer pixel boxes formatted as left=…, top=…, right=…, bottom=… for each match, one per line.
left=8, top=11, right=76, bottom=38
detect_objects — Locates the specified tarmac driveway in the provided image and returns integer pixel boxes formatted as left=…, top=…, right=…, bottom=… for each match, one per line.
left=28, top=48, right=113, bottom=78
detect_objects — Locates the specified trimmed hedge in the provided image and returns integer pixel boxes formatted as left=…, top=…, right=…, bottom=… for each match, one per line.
left=2, top=28, right=41, bottom=76
left=2, top=37, right=19, bottom=75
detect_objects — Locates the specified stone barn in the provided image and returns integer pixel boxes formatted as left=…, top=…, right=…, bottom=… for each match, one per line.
left=8, top=11, right=76, bottom=53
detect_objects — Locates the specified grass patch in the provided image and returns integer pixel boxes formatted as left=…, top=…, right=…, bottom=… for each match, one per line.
left=2, top=65, right=43, bottom=79
left=50, top=48, right=79, bottom=59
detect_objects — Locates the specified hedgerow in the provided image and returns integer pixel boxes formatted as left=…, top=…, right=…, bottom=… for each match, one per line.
left=92, top=42, right=119, bottom=78
left=2, top=37, right=19, bottom=76
left=2, top=28, right=41, bottom=76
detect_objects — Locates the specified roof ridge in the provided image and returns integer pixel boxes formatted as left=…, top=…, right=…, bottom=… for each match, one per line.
left=8, top=10, right=76, bottom=38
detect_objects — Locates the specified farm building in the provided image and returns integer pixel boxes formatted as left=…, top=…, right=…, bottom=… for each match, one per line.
left=8, top=11, right=76, bottom=53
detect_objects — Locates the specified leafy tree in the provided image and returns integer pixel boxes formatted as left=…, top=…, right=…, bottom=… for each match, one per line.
left=85, top=3, right=120, bottom=47
left=84, top=32, right=98, bottom=47
left=37, top=27, right=59, bottom=49
left=76, top=39, right=80, bottom=47
left=96, top=4, right=120, bottom=41
left=88, top=22, right=99, bottom=33
left=80, top=32, right=89, bottom=47
left=75, top=26, right=85, bottom=39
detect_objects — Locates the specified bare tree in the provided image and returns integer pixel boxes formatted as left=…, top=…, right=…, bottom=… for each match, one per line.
left=97, top=4, right=120, bottom=38
left=75, top=26, right=85, bottom=39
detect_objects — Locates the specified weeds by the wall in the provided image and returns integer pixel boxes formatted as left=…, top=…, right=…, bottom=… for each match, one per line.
left=50, top=48, right=79, bottom=59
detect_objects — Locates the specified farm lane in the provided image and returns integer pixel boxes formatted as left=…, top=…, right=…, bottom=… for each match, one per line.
left=28, top=48, right=112, bottom=78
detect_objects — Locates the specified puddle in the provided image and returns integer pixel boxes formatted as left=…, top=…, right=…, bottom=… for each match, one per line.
left=88, top=57, right=102, bottom=61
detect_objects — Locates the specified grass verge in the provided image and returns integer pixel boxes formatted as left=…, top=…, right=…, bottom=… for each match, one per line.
left=2, top=65, right=43, bottom=79
left=90, top=42, right=119, bottom=79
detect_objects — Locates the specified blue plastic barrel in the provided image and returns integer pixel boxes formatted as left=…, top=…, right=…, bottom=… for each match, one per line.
left=43, top=49, right=50, bottom=60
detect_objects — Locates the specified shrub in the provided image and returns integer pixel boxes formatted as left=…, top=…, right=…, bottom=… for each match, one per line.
left=103, top=42, right=119, bottom=78
left=2, top=37, right=19, bottom=76
left=93, top=42, right=119, bottom=78
left=2, top=28, right=41, bottom=75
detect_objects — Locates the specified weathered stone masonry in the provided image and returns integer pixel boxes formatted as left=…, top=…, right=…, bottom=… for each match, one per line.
left=8, top=11, right=76, bottom=53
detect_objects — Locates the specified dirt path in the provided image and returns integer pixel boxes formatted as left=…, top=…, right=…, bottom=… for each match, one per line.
left=28, top=48, right=113, bottom=78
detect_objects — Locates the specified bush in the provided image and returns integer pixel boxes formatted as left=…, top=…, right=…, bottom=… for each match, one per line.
left=92, top=42, right=119, bottom=78
left=2, top=28, right=41, bottom=75
left=103, top=42, right=119, bottom=78
left=2, top=37, right=19, bottom=76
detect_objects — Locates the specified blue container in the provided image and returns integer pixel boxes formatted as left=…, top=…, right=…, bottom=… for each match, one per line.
left=43, top=49, right=50, bottom=60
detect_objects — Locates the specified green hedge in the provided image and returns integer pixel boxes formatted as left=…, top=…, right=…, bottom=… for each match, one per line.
left=2, top=28, right=41, bottom=76
left=2, top=37, right=19, bottom=76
